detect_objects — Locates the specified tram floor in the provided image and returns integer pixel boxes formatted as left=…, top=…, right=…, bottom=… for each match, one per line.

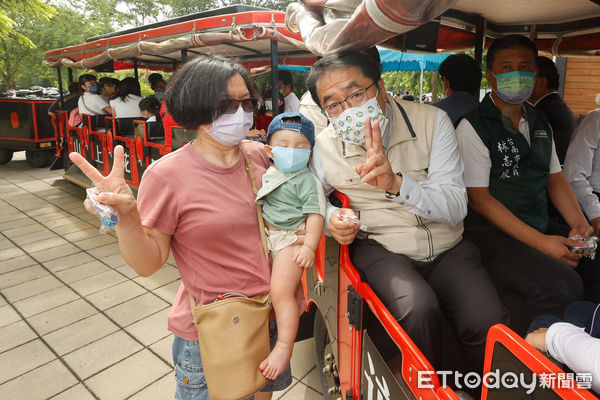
left=0, top=151, right=322, bottom=400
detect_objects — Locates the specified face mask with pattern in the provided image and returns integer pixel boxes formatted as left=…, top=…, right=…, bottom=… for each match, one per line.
left=328, top=96, right=388, bottom=146
left=493, top=71, right=535, bottom=104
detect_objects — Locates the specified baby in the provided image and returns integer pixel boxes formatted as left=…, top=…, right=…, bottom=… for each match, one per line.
left=256, top=112, right=325, bottom=379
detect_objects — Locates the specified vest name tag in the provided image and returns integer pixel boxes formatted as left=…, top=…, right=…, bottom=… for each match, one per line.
left=533, top=129, right=549, bottom=139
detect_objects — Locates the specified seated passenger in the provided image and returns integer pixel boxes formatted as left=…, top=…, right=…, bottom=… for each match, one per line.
left=77, top=74, right=110, bottom=116
left=148, top=73, right=167, bottom=102
left=109, top=77, right=143, bottom=119
left=139, top=95, right=161, bottom=123
left=99, top=77, right=119, bottom=103
left=526, top=301, right=600, bottom=394
left=528, top=56, right=576, bottom=164
left=278, top=70, right=300, bottom=113
left=455, top=35, right=600, bottom=336
left=563, top=96, right=600, bottom=235
left=306, top=50, right=505, bottom=375
left=48, top=82, right=80, bottom=117
left=433, top=54, right=481, bottom=127
left=256, top=89, right=285, bottom=132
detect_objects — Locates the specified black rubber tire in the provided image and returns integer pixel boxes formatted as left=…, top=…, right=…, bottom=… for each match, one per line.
left=25, top=149, right=53, bottom=168
left=314, top=310, right=334, bottom=399
left=0, top=149, right=13, bottom=165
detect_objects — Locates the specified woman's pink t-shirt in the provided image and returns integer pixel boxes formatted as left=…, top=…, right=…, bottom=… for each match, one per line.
left=137, top=140, right=270, bottom=341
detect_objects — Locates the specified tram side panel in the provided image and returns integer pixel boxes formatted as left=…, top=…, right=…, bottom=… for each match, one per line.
left=0, top=99, right=55, bottom=166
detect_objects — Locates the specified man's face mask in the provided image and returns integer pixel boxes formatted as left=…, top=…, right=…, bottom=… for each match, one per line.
left=328, top=95, right=387, bottom=146
left=492, top=71, right=535, bottom=104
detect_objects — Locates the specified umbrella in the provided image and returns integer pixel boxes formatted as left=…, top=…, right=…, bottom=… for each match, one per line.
left=378, top=48, right=453, bottom=101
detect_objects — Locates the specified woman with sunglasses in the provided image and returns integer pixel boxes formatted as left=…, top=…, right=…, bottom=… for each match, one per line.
left=69, top=55, right=292, bottom=399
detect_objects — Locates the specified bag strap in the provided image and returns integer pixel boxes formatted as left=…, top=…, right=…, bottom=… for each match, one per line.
left=240, top=147, right=269, bottom=263
left=188, top=147, right=270, bottom=319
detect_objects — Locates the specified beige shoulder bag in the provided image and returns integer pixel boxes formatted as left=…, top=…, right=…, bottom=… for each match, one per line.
left=188, top=148, right=272, bottom=400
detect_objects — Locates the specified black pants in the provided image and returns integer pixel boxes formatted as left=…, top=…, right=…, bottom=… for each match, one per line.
left=464, top=223, right=590, bottom=336
left=349, top=238, right=505, bottom=372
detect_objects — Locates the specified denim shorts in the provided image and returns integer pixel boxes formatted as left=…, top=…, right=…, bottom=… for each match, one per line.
left=172, top=321, right=292, bottom=399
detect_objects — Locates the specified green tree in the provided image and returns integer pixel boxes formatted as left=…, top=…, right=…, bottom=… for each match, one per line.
left=382, top=70, right=444, bottom=101
left=117, top=0, right=167, bottom=26
left=0, top=0, right=56, bottom=89
left=165, top=0, right=294, bottom=17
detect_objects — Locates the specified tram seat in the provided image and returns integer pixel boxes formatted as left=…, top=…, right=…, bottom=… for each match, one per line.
left=482, top=324, right=596, bottom=399
left=90, top=115, right=107, bottom=130
left=171, top=127, right=197, bottom=150
left=147, top=121, right=165, bottom=142
left=116, top=117, right=143, bottom=136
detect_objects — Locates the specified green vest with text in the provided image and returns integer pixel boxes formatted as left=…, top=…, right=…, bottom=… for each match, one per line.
left=464, top=94, right=552, bottom=232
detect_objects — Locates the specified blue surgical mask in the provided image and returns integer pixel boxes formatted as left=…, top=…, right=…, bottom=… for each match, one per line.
left=493, top=71, right=535, bottom=104
left=271, top=146, right=310, bottom=174
left=89, top=84, right=100, bottom=94
left=264, top=100, right=273, bottom=111
left=154, top=91, right=164, bottom=101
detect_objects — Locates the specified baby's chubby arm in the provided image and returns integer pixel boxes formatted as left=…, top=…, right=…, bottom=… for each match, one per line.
left=294, top=213, right=324, bottom=268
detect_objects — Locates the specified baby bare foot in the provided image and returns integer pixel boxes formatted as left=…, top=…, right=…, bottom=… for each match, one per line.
left=259, top=341, right=293, bottom=380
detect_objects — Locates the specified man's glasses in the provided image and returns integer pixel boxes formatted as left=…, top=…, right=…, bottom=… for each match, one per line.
left=322, top=82, right=378, bottom=118
left=219, top=98, right=258, bottom=114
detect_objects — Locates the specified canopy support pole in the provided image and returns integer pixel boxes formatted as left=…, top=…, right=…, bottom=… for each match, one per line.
left=419, top=67, right=424, bottom=103
left=133, top=59, right=139, bottom=80
left=57, top=68, right=64, bottom=110
left=181, top=49, right=188, bottom=64
left=475, top=16, right=486, bottom=68
left=67, top=68, right=73, bottom=84
left=271, top=39, right=279, bottom=117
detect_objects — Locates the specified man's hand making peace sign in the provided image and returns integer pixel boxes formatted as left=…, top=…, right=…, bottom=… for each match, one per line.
left=355, top=117, right=402, bottom=194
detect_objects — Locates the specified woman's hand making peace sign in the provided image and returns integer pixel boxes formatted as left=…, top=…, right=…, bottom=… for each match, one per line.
left=69, top=145, right=140, bottom=227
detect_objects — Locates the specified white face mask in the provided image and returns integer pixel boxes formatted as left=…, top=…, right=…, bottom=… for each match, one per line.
left=328, top=96, right=387, bottom=146
left=204, top=106, right=254, bottom=146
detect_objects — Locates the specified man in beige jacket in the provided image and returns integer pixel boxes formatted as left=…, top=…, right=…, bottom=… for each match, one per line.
left=306, top=50, right=504, bottom=375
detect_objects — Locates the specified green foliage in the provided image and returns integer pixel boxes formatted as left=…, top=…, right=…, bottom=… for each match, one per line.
left=382, top=70, right=444, bottom=101
left=0, top=0, right=57, bottom=89
left=253, top=69, right=307, bottom=99
left=381, top=50, right=490, bottom=101
left=164, top=0, right=294, bottom=17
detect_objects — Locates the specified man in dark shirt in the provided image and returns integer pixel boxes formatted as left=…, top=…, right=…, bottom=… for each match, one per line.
left=48, top=82, right=80, bottom=117
left=434, top=54, right=481, bottom=127
left=529, top=56, right=576, bottom=164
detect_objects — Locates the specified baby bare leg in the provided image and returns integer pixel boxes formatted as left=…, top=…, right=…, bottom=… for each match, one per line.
left=259, top=244, right=304, bottom=380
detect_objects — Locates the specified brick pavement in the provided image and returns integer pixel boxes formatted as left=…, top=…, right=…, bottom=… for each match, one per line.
left=0, top=152, right=322, bottom=400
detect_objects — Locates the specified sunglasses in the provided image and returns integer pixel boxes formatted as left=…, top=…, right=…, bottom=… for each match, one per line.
left=219, top=98, right=257, bottom=114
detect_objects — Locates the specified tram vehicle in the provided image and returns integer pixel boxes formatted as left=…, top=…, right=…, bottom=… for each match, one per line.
left=44, top=5, right=316, bottom=188
left=43, top=1, right=600, bottom=399
left=0, top=95, right=56, bottom=167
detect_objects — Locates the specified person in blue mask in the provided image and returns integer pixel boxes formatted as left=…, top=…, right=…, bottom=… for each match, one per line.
left=148, top=72, right=167, bottom=102
left=456, top=34, right=600, bottom=336
left=77, top=74, right=111, bottom=116
left=255, top=112, right=325, bottom=380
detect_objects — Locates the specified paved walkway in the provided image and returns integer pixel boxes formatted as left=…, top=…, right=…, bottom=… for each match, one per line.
left=0, top=152, right=322, bottom=400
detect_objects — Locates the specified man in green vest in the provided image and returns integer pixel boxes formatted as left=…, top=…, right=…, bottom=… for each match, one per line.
left=306, top=50, right=505, bottom=378
left=456, top=34, right=600, bottom=336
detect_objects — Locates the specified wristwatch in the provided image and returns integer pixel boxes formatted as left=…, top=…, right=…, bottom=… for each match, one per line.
left=385, top=172, right=403, bottom=199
